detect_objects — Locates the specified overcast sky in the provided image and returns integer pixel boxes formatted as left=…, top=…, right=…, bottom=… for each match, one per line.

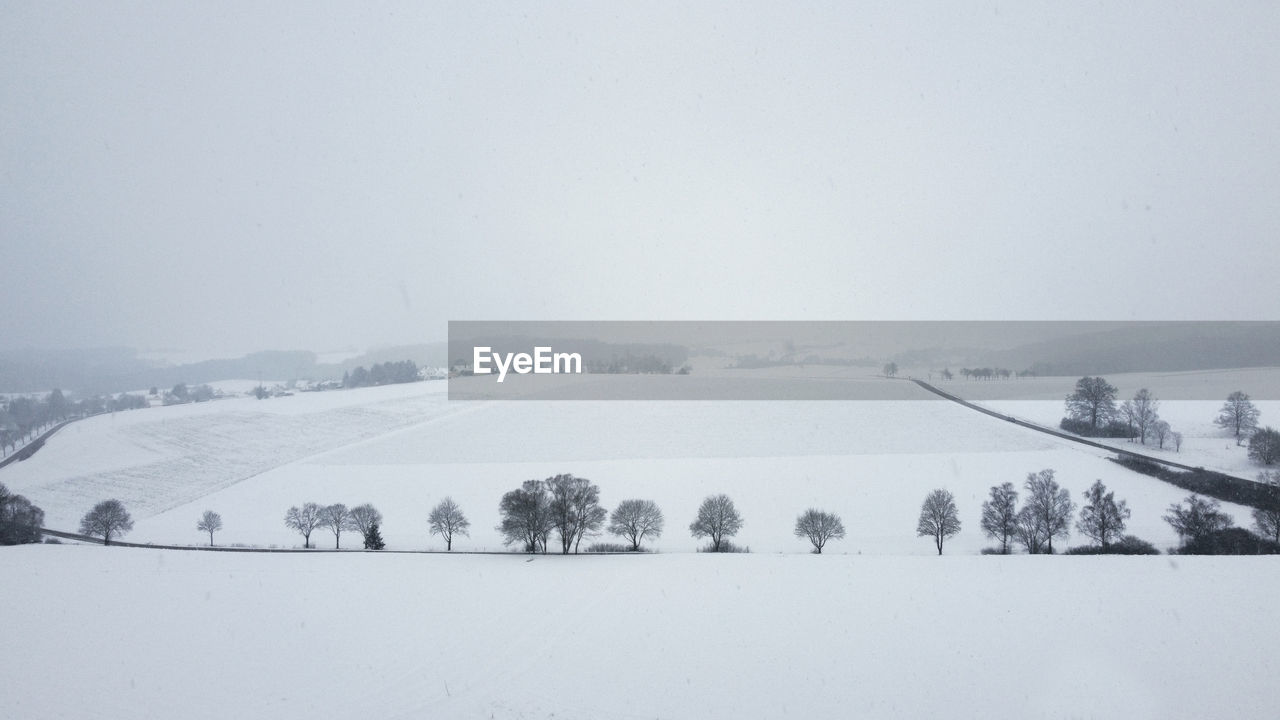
left=3, top=2, right=1277, bottom=358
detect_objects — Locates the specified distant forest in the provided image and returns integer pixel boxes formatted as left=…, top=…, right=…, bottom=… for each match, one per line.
left=343, top=360, right=420, bottom=387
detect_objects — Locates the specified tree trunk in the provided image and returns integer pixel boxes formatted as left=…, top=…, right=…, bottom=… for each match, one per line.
left=209, top=531, right=214, bottom=546
left=447, top=536, right=452, bottom=551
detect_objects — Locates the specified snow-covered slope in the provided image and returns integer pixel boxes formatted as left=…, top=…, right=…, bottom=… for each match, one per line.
left=3, top=376, right=1266, bottom=553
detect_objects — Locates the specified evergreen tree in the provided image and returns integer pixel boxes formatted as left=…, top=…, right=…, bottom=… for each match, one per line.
left=364, top=521, right=386, bottom=550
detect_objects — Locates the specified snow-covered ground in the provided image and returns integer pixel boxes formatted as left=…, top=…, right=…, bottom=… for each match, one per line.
left=5, top=369, right=1280, bottom=719
left=934, top=369, right=1280, bottom=479
left=3, top=375, right=1271, bottom=553
left=2, top=545, right=1278, bottom=720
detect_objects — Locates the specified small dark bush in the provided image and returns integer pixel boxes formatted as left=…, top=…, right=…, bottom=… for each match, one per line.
left=43, top=537, right=62, bottom=544
left=980, top=547, right=1012, bottom=555
left=1064, top=536, right=1160, bottom=555
left=1059, top=418, right=1133, bottom=438
left=583, top=542, right=650, bottom=553
left=1178, top=528, right=1280, bottom=555
left=697, top=540, right=750, bottom=553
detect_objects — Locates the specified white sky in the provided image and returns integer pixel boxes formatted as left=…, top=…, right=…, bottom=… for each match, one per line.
left=3, top=1, right=1278, bottom=356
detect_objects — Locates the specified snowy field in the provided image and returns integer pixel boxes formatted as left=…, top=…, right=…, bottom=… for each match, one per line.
left=2, top=373, right=1274, bottom=553
left=5, top=370, right=1280, bottom=719
left=3, top=545, right=1279, bottom=720
left=935, top=368, right=1280, bottom=479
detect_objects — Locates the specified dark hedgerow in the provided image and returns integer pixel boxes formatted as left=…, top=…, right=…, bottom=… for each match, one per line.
left=1110, top=456, right=1280, bottom=514
left=1063, top=536, right=1160, bottom=555
left=697, top=540, right=750, bottom=553
left=1177, top=528, right=1280, bottom=555
left=1059, top=417, right=1133, bottom=439
left=583, top=542, right=652, bottom=553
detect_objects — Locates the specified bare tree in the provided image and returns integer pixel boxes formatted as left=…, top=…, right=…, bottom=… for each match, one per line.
left=608, top=498, right=664, bottom=551
left=1173, top=431, right=1183, bottom=452
left=1014, top=510, right=1045, bottom=554
left=1216, top=391, right=1261, bottom=444
left=689, top=494, right=744, bottom=552
left=429, top=497, right=470, bottom=551
left=79, top=499, right=133, bottom=545
left=1076, top=480, right=1130, bottom=548
left=1249, top=427, right=1280, bottom=466
left=1252, top=471, right=1280, bottom=544
left=794, top=509, right=845, bottom=553
left=916, top=489, right=961, bottom=555
left=349, top=503, right=383, bottom=547
left=980, top=482, right=1019, bottom=554
left=883, top=362, right=898, bottom=378
left=1065, top=376, right=1118, bottom=430
left=285, top=502, right=323, bottom=549
left=197, top=510, right=223, bottom=546
left=1119, top=388, right=1160, bottom=444
left=319, top=503, right=355, bottom=549
left=546, top=473, right=607, bottom=554
left=1020, top=469, right=1075, bottom=554
left=1164, top=495, right=1233, bottom=545
left=1152, top=420, right=1171, bottom=449
left=498, top=480, right=552, bottom=553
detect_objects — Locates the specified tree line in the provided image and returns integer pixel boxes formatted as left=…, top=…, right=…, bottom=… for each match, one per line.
left=343, top=360, right=420, bottom=388
left=51, top=468, right=1280, bottom=556
left=1, top=389, right=150, bottom=455
left=956, top=468, right=1280, bottom=555
left=1062, top=376, right=1278, bottom=465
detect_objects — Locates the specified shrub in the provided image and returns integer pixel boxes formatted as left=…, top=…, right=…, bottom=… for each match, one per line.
left=1178, top=528, right=1280, bottom=555
left=1059, top=418, right=1132, bottom=438
left=697, top=540, right=750, bottom=553
left=980, top=547, right=1010, bottom=555
left=583, top=542, right=650, bottom=553
left=1063, top=536, right=1160, bottom=555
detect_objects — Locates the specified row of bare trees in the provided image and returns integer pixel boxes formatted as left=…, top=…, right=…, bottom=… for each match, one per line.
left=2, top=389, right=152, bottom=456
left=1062, top=377, right=1181, bottom=449
left=1064, top=379, right=1280, bottom=463
left=977, top=471, right=1127, bottom=554
left=284, top=502, right=387, bottom=549
left=278, top=498, right=472, bottom=550
left=497, top=475, right=852, bottom=554
left=958, top=367, right=1014, bottom=381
